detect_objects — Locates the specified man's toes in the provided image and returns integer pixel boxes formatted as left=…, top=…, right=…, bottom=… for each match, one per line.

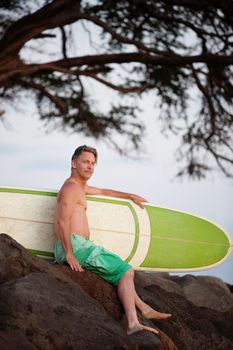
left=127, top=324, right=159, bottom=335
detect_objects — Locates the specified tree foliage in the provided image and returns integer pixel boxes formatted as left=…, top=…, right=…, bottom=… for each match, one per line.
left=0, top=0, right=233, bottom=178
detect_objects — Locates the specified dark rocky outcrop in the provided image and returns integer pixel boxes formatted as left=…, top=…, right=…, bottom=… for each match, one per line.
left=0, top=234, right=173, bottom=350
left=135, top=276, right=233, bottom=350
left=136, top=271, right=233, bottom=312
left=1, top=233, right=233, bottom=349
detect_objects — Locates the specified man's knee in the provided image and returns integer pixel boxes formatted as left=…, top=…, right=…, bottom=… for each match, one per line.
left=124, top=267, right=134, bottom=279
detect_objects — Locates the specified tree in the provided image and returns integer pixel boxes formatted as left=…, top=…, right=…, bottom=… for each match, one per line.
left=0, top=0, right=233, bottom=178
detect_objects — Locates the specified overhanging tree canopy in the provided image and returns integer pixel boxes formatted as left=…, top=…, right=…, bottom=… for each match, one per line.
left=0, top=0, right=233, bottom=178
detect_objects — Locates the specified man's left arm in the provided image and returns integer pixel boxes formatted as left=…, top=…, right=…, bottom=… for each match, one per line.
left=86, top=186, right=147, bottom=209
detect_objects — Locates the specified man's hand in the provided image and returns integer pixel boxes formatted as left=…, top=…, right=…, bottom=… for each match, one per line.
left=129, top=194, right=148, bottom=209
left=66, top=252, right=84, bottom=272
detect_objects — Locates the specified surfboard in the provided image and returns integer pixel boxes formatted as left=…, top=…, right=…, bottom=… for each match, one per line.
left=0, top=186, right=232, bottom=272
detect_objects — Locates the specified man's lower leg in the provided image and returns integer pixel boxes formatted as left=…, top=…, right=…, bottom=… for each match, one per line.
left=117, top=269, right=159, bottom=335
left=134, top=291, right=172, bottom=320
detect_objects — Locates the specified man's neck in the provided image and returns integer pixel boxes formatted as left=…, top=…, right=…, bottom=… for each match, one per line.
left=69, top=175, right=87, bottom=189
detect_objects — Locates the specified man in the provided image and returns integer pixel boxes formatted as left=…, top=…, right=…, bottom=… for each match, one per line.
left=54, top=145, right=171, bottom=335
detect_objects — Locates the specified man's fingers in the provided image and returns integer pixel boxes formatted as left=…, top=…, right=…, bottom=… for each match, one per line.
left=77, top=264, right=84, bottom=272
left=67, top=256, right=83, bottom=272
left=74, top=263, right=83, bottom=272
left=71, top=263, right=83, bottom=272
left=134, top=200, right=145, bottom=209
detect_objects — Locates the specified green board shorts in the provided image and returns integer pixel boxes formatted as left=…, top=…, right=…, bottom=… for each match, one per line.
left=54, top=234, right=132, bottom=285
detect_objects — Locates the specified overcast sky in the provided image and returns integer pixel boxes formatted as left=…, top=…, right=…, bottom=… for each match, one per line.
left=1, top=18, right=233, bottom=284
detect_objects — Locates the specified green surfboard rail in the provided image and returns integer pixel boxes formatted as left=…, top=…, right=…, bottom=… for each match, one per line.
left=0, top=187, right=57, bottom=197
left=141, top=205, right=230, bottom=269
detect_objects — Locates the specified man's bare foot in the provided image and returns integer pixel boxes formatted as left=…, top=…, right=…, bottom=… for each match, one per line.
left=141, top=306, right=172, bottom=320
left=127, top=323, right=159, bottom=335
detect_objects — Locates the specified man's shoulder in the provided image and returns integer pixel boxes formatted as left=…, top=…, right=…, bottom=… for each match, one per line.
left=59, top=180, right=82, bottom=196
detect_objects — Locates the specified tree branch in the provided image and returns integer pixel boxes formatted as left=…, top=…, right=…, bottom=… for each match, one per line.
left=1, top=50, right=232, bottom=87
left=17, top=79, right=67, bottom=114
left=60, top=26, right=68, bottom=59
left=80, top=13, right=161, bottom=54
left=80, top=72, right=148, bottom=93
left=0, top=0, right=232, bottom=178
left=51, top=52, right=233, bottom=68
left=0, top=0, right=82, bottom=59
left=203, top=140, right=233, bottom=177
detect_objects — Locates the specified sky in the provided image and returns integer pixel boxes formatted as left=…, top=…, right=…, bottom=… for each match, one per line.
left=1, top=15, right=233, bottom=285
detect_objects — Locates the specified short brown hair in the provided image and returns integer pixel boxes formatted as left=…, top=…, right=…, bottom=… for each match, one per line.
left=71, top=145, right=98, bottom=162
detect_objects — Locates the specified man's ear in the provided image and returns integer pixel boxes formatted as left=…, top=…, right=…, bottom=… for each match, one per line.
left=71, top=159, right=77, bottom=169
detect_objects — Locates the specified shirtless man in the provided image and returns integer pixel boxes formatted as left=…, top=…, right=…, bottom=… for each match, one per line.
left=54, top=145, right=171, bottom=335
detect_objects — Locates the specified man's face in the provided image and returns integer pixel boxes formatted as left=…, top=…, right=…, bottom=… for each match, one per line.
left=72, top=151, right=96, bottom=180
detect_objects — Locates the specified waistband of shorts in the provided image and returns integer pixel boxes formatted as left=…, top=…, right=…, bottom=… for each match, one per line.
left=71, top=233, right=90, bottom=240
left=54, top=234, right=90, bottom=245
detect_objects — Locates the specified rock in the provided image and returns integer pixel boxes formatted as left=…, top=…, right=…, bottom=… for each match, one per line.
left=0, top=234, right=165, bottom=349
left=135, top=271, right=185, bottom=297
left=54, top=264, right=123, bottom=321
left=135, top=271, right=233, bottom=313
left=135, top=282, right=233, bottom=350
left=171, top=274, right=233, bottom=312
left=53, top=265, right=177, bottom=350
left=0, top=272, right=131, bottom=349
left=0, top=330, right=37, bottom=350
left=1, top=233, right=233, bottom=349
left=0, top=233, right=71, bottom=283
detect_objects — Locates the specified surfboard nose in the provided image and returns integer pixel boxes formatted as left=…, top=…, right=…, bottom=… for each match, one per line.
left=140, top=205, right=232, bottom=271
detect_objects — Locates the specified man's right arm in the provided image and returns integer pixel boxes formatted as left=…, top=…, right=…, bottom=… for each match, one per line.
left=56, top=184, right=83, bottom=272
left=86, top=186, right=147, bottom=208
